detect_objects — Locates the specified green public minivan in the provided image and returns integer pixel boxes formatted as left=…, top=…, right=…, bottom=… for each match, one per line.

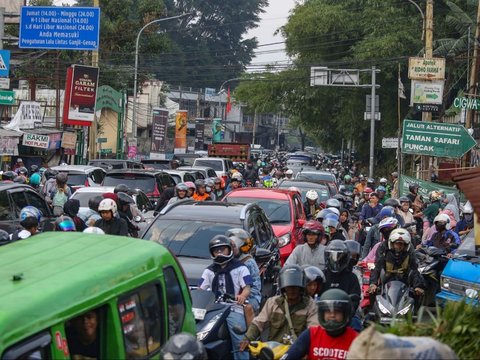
left=0, top=232, right=195, bottom=359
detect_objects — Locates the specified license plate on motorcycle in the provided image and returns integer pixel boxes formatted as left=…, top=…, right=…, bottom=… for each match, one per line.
left=380, top=317, right=392, bottom=324
left=192, top=307, right=206, bottom=321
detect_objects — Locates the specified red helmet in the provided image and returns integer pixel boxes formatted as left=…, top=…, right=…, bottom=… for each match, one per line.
left=363, top=187, right=373, bottom=194
left=302, top=220, right=324, bottom=235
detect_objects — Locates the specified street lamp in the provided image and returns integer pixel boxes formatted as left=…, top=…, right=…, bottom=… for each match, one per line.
left=407, top=0, right=425, bottom=42
left=132, top=13, right=192, bottom=140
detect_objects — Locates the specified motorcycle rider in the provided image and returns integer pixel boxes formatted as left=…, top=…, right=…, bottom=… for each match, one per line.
left=359, top=192, right=383, bottom=222
left=376, top=186, right=387, bottom=205
left=166, top=183, right=189, bottom=206
left=94, top=198, right=128, bottom=236
left=422, top=191, right=443, bottom=240
left=243, top=162, right=259, bottom=184
left=199, top=235, right=252, bottom=360
left=455, top=201, right=474, bottom=236
left=303, top=265, right=326, bottom=299
left=117, top=192, right=140, bottom=237
left=192, top=179, right=211, bottom=201
left=361, top=206, right=397, bottom=259
left=281, top=289, right=358, bottom=360
left=9, top=206, right=41, bottom=242
left=323, top=215, right=346, bottom=241
left=63, top=199, right=86, bottom=232
left=285, top=169, right=294, bottom=180
left=239, top=265, right=319, bottom=350
left=225, top=172, right=243, bottom=194
left=424, top=213, right=460, bottom=257
left=285, top=220, right=326, bottom=270
left=304, top=190, right=320, bottom=220
left=369, top=229, right=425, bottom=298
left=211, top=177, right=226, bottom=199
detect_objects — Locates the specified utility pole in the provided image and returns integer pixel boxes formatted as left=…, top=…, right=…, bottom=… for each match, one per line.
left=252, top=109, right=257, bottom=145
left=369, top=66, right=377, bottom=178
left=466, top=1, right=480, bottom=131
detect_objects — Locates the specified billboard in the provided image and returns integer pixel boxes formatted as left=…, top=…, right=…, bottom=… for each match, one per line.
left=195, top=119, right=205, bottom=150
left=174, top=110, right=188, bottom=154
left=64, top=65, right=99, bottom=125
left=212, top=118, right=224, bottom=143
left=151, top=108, right=168, bottom=154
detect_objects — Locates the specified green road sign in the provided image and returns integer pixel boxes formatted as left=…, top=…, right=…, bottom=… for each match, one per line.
left=100, top=148, right=112, bottom=154
left=0, top=90, right=15, bottom=105
left=97, top=137, right=107, bottom=143
left=453, top=97, right=480, bottom=110
left=402, top=119, right=477, bottom=158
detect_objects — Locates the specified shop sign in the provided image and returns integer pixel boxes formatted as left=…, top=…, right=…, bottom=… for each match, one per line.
left=23, top=133, right=49, bottom=149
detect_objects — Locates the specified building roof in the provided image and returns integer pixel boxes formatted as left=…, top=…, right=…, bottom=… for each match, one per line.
left=452, top=167, right=480, bottom=224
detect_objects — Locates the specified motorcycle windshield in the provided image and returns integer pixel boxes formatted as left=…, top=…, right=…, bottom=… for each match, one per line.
left=191, top=289, right=216, bottom=310
left=384, top=280, right=409, bottom=308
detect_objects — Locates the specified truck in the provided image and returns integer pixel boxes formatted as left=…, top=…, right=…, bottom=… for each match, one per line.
left=207, top=142, right=250, bottom=162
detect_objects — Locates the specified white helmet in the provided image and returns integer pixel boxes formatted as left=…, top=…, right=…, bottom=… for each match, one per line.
left=285, top=169, right=293, bottom=175
left=388, top=228, right=411, bottom=251
left=83, top=227, right=105, bottom=235
left=434, top=213, right=451, bottom=230
left=463, top=201, right=474, bottom=214
left=98, top=198, right=118, bottom=217
left=306, top=190, right=319, bottom=201
left=231, top=172, right=243, bottom=181
left=379, top=177, right=388, bottom=184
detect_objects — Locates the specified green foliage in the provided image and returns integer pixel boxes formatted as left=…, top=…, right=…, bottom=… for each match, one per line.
left=386, top=301, right=480, bottom=359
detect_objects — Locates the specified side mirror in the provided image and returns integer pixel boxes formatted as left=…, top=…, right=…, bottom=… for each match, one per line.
left=255, top=248, right=272, bottom=264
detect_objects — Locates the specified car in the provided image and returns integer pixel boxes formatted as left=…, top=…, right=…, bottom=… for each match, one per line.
left=102, top=170, right=175, bottom=204
left=193, top=157, right=234, bottom=180
left=223, top=188, right=306, bottom=264
left=51, top=165, right=106, bottom=191
left=295, top=169, right=338, bottom=195
left=0, top=183, right=54, bottom=234
left=177, top=166, right=218, bottom=180
left=87, top=159, right=145, bottom=171
left=0, top=232, right=195, bottom=358
left=172, top=153, right=201, bottom=166
left=163, top=170, right=197, bottom=185
left=141, top=200, right=280, bottom=299
left=278, top=179, right=332, bottom=203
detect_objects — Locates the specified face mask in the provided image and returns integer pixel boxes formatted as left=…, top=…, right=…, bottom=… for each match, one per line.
left=435, top=223, right=446, bottom=232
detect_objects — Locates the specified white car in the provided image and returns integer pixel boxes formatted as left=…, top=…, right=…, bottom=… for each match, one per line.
left=193, top=157, right=234, bottom=179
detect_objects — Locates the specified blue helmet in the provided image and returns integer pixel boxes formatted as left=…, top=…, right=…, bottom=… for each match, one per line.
left=378, top=206, right=395, bottom=219
left=20, top=206, right=42, bottom=222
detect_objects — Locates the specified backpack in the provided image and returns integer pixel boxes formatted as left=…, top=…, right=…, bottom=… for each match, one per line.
left=51, top=188, right=69, bottom=216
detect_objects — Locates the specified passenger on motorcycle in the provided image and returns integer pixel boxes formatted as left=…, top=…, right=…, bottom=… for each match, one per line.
left=285, top=220, right=326, bottom=269
left=199, top=235, right=252, bottom=360
left=243, top=162, right=259, bottom=184
left=63, top=199, right=86, bottom=232
left=323, top=217, right=346, bottom=241
left=455, top=201, right=474, bottom=236
left=382, top=198, right=405, bottom=227
left=192, top=180, right=211, bottom=201
left=225, top=172, right=243, bottom=194
left=303, top=265, right=326, bottom=299
left=398, top=196, right=416, bottom=234
left=359, top=192, right=383, bottom=222
left=9, top=206, right=41, bottom=242
left=304, top=190, right=320, bottom=220
left=117, top=192, right=140, bottom=237
left=282, top=289, right=358, bottom=360
left=376, top=186, right=387, bottom=205
left=424, top=214, right=460, bottom=257
left=422, top=191, right=443, bottom=238
left=369, top=229, right=425, bottom=297
left=361, top=209, right=398, bottom=260
left=239, top=265, right=319, bottom=350
left=167, top=183, right=189, bottom=206
left=185, top=181, right=196, bottom=198
left=212, top=177, right=226, bottom=199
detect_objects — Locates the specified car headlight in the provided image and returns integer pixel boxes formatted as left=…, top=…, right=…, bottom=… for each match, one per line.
left=465, top=288, right=478, bottom=299
left=441, top=276, right=450, bottom=290
left=278, top=233, right=291, bottom=247
left=397, top=304, right=412, bottom=316
left=378, top=301, right=390, bottom=315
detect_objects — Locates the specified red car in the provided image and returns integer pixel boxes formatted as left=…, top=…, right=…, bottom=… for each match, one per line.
left=223, top=188, right=306, bottom=264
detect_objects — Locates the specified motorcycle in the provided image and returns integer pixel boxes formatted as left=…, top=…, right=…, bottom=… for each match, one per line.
left=356, top=260, right=375, bottom=315
left=415, top=246, right=448, bottom=306
left=192, top=289, right=245, bottom=359
left=371, top=280, right=415, bottom=325
left=247, top=337, right=292, bottom=360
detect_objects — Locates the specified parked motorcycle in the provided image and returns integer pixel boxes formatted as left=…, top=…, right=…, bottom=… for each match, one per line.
left=371, top=280, right=415, bottom=325
left=415, top=246, right=448, bottom=306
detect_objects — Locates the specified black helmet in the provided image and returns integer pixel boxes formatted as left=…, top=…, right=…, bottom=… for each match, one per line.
left=117, top=192, right=135, bottom=207
left=278, top=264, right=306, bottom=292
left=195, top=179, right=206, bottom=189
left=44, top=168, right=58, bottom=180
left=2, top=171, right=16, bottom=181
left=367, top=177, right=375, bottom=186
left=302, top=265, right=325, bottom=284
left=159, top=332, right=207, bottom=360
left=408, top=183, right=420, bottom=193
left=88, top=195, right=104, bottom=212
left=384, top=198, right=400, bottom=208
left=30, top=165, right=39, bottom=173
left=325, top=240, right=350, bottom=273
left=399, top=196, right=411, bottom=204
left=114, top=183, right=130, bottom=194
left=344, top=240, right=361, bottom=267
left=317, top=289, right=352, bottom=337
left=209, top=235, right=233, bottom=265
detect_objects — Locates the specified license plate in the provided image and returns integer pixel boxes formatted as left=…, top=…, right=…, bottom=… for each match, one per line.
left=192, top=308, right=206, bottom=321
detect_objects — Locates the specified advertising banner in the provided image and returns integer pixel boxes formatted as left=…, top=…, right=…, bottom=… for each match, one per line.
left=62, top=132, right=77, bottom=150
left=195, top=119, right=205, bottom=150
left=22, top=133, right=49, bottom=149
left=151, top=108, right=168, bottom=153
left=410, top=80, right=444, bottom=106
left=48, top=133, right=62, bottom=150
left=212, top=118, right=224, bottom=143
left=174, top=110, right=188, bottom=154
left=399, top=175, right=462, bottom=201
left=65, top=65, right=99, bottom=125
left=0, top=137, right=19, bottom=155
left=4, top=101, right=42, bottom=131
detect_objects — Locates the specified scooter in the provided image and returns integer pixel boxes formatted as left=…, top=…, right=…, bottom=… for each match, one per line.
left=192, top=289, right=244, bottom=359
left=415, top=246, right=448, bottom=306
left=371, top=280, right=415, bottom=325
left=247, top=336, right=293, bottom=360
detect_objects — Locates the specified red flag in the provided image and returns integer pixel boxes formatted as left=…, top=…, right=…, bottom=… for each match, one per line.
left=226, top=87, right=232, bottom=114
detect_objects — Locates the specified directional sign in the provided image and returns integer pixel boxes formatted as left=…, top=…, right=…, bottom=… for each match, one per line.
left=410, top=80, right=444, bottom=105
left=453, top=97, right=480, bottom=110
left=382, top=137, right=402, bottom=149
left=402, top=119, right=477, bottom=158
left=19, top=6, right=100, bottom=50
left=0, top=90, right=15, bottom=105
left=408, top=57, right=446, bottom=80
left=0, top=50, right=10, bottom=77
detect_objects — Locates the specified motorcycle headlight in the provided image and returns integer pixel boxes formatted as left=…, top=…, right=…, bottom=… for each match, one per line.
left=278, top=233, right=291, bottom=247
left=197, top=313, right=221, bottom=340
left=197, top=331, right=209, bottom=341
left=378, top=301, right=390, bottom=315
left=418, top=266, right=425, bottom=273
left=441, top=276, right=450, bottom=290
left=397, top=303, right=412, bottom=316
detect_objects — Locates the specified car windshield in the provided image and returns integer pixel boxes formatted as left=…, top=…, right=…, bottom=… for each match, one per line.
left=225, top=197, right=291, bottom=224
left=194, top=159, right=222, bottom=171
left=71, top=191, right=104, bottom=207
left=65, top=173, right=87, bottom=186
left=278, top=182, right=330, bottom=202
left=143, top=221, right=233, bottom=258
left=103, top=174, right=155, bottom=193
left=456, top=231, right=476, bottom=257
left=296, top=172, right=334, bottom=183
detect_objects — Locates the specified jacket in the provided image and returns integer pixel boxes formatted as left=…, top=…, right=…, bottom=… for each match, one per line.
left=361, top=224, right=381, bottom=259
left=94, top=217, right=128, bottom=236
left=284, top=243, right=326, bottom=270
left=323, top=270, right=361, bottom=311
left=303, top=200, right=320, bottom=220
left=244, top=295, right=318, bottom=342
left=360, top=203, right=383, bottom=221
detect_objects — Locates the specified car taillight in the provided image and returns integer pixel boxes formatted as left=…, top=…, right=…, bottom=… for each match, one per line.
left=85, top=179, right=89, bottom=187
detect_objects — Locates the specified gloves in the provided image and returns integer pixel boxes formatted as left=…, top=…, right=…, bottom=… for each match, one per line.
left=369, top=284, right=377, bottom=294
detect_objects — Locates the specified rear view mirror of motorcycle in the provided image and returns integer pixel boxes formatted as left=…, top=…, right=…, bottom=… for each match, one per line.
left=255, top=248, right=272, bottom=263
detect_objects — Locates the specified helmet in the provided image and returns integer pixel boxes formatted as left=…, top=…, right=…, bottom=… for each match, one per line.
left=326, top=198, right=341, bottom=209
left=55, top=216, right=76, bottom=231
left=379, top=177, right=387, bottom=185
left=463, top=201, right=474, bottom=214
left=213, top=177, right=222, bottom=185
left=83, top=227, right=105, bottom=235
left=378, top=217, right=399, bottom=239
left=327, top=207, right=340, bottom=217
left=185, top=181, right=196, bottom=190
left=29, top=173, right=41, bottom=186
left=302, top=220, right=324, bottom=236
left=278, top=265, right=306, bottom=291
left=159, top=332, right=207, bottom=360
left=323, top=217, right=339, bottom=229
left=2, top=170, right=16, bottom=181
left=20, top=206, right=42, bottom=223
left=376, top=185, right=386, bottom=193
left=408, top=183, right=420, bottom=193
left=44, top=168, right=58, bottom=180
left=225, top=228, right=254, bottom=255
left=88, top=195, right=104, bottom=212
left=117, top=192, right=135, bottom=207
left=18, top=167, right=28, bottom=175
left=325, top=240, right=350, bottom=273
left=0, top=229, right=9, bottom=244
left=384, top=198, right=400, bottom=208
left=303, top=265, right=325, bottom=285
left=344, top=175, right=352, bottom=182
left=56, top=172, right=68, bottom=184
left=195, top=179, right=206, bottom=189
left=175, top=182, right=189, bottom=196
left=367, top=177, right=375, bottom=185
left=363, top=187, right=373, bottom=194
left=306, top=190, right=319, bottom=201
left=317, top=289, right=352, bottom=337
left=30, top=164, right=39, bottom=173
left=231, top=172, right=243, bottom=181
left=98, top=198, right=118, bottom=217
left=399, top=196, right=411, bottom=204
left=434, top=213, right=451, bottom=230
left=315, top=208, right=334, bottom=221
left=344, top=240, right=361, bottom=262
left=388, top=228, right=412, bottom=251
left=209, top=235, right=233, bottom=265
left=378, top=206, right=395, bottom=219
left=114, top=184, right=130, bottom=194
left=285, top=169, right=293, bottom=175
left=430, top=191, right=442, bottom=201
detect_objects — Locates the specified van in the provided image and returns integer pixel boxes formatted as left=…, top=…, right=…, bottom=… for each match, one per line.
left=0, top=232, right=195, bottom=359
left=193, top=157, right=233, bottom=181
